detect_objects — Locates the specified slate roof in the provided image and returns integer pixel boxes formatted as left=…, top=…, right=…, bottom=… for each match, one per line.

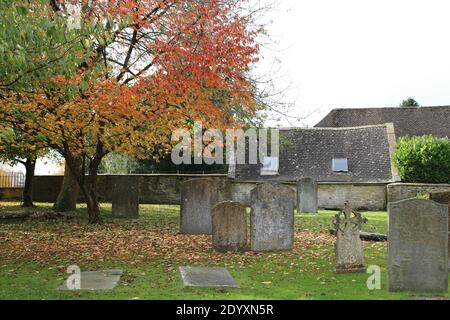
left=232, top=124, right=398, bottom=183
left=315, top=106, right=450, bottom=138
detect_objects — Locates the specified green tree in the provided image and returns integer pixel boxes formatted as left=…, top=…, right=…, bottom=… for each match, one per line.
left=400, top=97, right=420, bottom=108
left=394, top=135, right=450, bottom=184
left=0, top=0, right=92, bottom=95
left=0, top=127, right=47, bottom=207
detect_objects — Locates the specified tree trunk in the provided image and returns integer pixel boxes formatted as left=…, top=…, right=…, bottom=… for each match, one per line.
left=21, top=158, right=36, bottom=208
left=53, top=159, right=81, bottom=212
left=81, top=181, right=102, bottom=224
left=66, top=153, right=103, bottom=224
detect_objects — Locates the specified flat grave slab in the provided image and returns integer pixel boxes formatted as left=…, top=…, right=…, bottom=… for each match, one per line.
left=179, top=267, right=239, bottom=288
left=58, top=269, right=123, bottom=291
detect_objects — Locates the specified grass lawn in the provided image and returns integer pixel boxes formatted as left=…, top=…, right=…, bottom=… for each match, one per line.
left=0, top=202, right=448, bottom=300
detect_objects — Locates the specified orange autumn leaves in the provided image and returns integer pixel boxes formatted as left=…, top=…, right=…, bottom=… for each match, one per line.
left=1, top=0, right=261, bottom=160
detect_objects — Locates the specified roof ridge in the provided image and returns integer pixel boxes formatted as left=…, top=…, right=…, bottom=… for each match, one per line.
left=329, top=105, right=450, bottom=112
left=277, top=123, right=392, bottom=131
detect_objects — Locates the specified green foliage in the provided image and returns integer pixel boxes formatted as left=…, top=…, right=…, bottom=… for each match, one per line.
left=99, top=153, right=146, bottom=174
left=0, top=0, right=95, bottom=93
left=400, top=97, right=420, bottom=107
left=0, top=127, right=37, bottom=165
left=394, top=135, right=450, bottom=184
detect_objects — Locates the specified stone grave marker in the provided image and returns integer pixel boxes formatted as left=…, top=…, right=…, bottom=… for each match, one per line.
left=430, top=192, right=450, bottom=271
left=333, top=202, right=367, bottom=273
left=58, top=269, right=123, bottom=291
left=212, top=201, right=247, bottom=252
left=297, top=177, right=318, bottom=213
left=250, top=183, right=295, bottom=252
left=388, top=199, right=448, bottom=292
left=179, top=267, right=239, bottom=288
left=112, top=176, right=139, bottom=218
left=180, top=178, right=221, bottom=234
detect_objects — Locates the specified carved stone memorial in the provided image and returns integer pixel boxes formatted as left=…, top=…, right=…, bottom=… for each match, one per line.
left=333, top=202, right=367, bottom=273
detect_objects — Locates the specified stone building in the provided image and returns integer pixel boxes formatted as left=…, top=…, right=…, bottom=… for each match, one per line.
left=231, top=124, right=399, bottom=210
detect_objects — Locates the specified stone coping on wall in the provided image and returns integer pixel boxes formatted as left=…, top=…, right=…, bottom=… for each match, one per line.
left=388, top=182, right=450, bottom=188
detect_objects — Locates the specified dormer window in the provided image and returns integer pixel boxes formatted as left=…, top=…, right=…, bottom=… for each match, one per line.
left=332, top=158, right=348, bottom=173
left=261, top=156, right=279, bottom=176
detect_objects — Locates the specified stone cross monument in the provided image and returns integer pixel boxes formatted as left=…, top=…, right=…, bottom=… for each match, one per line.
left=333, top=202, right=367, bottom=273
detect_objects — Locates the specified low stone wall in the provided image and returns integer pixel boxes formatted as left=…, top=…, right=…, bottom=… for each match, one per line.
left=0, top=188, right=23, bottom=201
left=430, top=192, right=450, bottom=205
left=1, top=175, right=389, bottom=211
left=387, top=183, right=450, bottom=203
left=318, top=183, right=387, bottom=211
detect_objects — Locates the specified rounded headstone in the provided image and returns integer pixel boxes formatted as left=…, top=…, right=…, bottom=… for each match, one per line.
left=212, top=201, right=247, bottom=252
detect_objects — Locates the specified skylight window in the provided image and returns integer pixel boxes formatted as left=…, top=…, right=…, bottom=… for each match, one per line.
left=332, top=158, right=349, bottom=173
left=261, top=156, right=279, bottom=176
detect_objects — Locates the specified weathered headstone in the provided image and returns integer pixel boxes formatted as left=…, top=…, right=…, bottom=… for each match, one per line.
left=112, top=176, right=139, bottom=218
left=388, top=199, right=448, bottom=292
left=250, top=183, right=295, bottom=252
left=58, top=270, right=123, bottom=291
left=297, top=177, right=318, bottom=213
left=180, top=179, right=219, bottom=234
left=179, top=267, right=239, bottom=288
left=430, top=192, right=450, bottom=271
left=333, top=202, right=367, bottom=273
left=212, top=201, right=247, bottom=252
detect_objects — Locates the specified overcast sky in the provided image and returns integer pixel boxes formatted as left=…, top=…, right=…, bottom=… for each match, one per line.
left=257, top=0, right=450, bottom=127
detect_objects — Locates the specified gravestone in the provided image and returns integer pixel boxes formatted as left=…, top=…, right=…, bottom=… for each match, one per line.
left=58, top=269, right=123, bottom=291
left=430, top=192, right=450, bottom=270
left=250, top=183, right=295, bottom=252
left=297, top=178, right=318, bottom=213
left=179, top=267, right=239, bottom=288
left=212, top=201, right=247, bottom=252
left=388, top=199, right=448, bottom=292
left=112, top=176, right=139, bottom=218
left=180, top=179, right=219, bottom=234
left=333, top=202, right=367, bottom=273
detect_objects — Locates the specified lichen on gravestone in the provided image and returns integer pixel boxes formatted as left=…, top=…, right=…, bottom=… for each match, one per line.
left=333, top=202, right=367, bottom=273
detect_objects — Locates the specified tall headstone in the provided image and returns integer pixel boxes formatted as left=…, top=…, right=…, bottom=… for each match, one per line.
left=212, top=201, right=247, bottom=252
left=111, top=176, right=139, bottom=218
left=250, top=183, right=295, bottom=252
left=180, top=178, right=219, bottom=234
left=297, top=178, right=318, bottom=213
left=388, top=199, right=448, bottom=292
left=333, top=202, right=367, bottom=273
left=430, top=192, right=450, bottom=270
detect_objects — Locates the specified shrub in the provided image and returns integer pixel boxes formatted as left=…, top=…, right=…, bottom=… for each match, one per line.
left=394, top=135, right=450, bottom=184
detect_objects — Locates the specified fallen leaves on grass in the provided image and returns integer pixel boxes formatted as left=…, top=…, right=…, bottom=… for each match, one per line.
left=0, top=225, right=334, bottom=268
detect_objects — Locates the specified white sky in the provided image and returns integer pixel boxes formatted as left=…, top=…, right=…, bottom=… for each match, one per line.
left=257, top=0, right=450, bottom=126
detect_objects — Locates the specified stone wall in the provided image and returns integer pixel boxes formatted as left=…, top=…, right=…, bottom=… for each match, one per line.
left=318, top=183, right=387, bottom=211
left=0, top=175, right=389, bottom=211
left=387, top=183, right=450, bottom=203
left=0, top=188, right=23, bottom=201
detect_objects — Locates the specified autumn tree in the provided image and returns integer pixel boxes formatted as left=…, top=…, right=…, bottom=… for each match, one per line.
left=0, top=0, right=94, bottom=207
left=1, top=0, right=263, bottom=223
left=0, top=128, right=45, bottom=207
